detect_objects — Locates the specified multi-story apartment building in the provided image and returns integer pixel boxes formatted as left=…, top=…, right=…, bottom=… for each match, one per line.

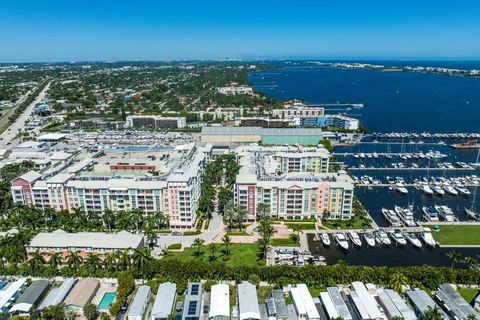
left=234, top=117, right=294, bottom=128
left=216, top=85, right=253, bottom=95
left=272, top=107, right=325, bottom=119
left=12, top=144, right=212, bottom=229
left=233, top=145, right=353, bottom=220
left=125, top=115, right=187, bottom=129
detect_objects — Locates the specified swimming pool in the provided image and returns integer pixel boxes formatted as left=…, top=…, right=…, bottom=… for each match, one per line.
left=98, top=292, right=116, bottom=310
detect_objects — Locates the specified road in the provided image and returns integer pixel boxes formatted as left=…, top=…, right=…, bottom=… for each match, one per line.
left=154, top=211, right=223, bottom=255
left=0, top=87, right=35, bottom=133
left=0, top=81, right=52, bottom=147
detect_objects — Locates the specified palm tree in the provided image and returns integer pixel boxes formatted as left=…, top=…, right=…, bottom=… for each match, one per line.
left=223, top=203, right=236, bottom=230
left=222, top=235, right=232, bottom=255
left=446, top=251, right=463, bottom=268
left=463, top=256, right=478, bottom=269
left=207, top=243, right=217, bottom=261
left=130, top=208, right=143, bottom=232
left=291, top=224, right=303, bottom=236
left=29, top=250, right=45, bottom=272
left=192, top=238, right=205, bottom=257
left=424, top=305, right=444, bottom=320
left=85, top=253, right=102, bottom=272
left=132, top=248, right=152, bottom=276
left=235, top=206, right=247, bottom=231
left=67, top=251, right=83, bottom=269
left=466, top=315, right=477, bottom=320
left=117, top=249, right=131, bottom=270
left=390, top=272, right=408, bottom=293
left=103, top=253, right=116, bottom=271
left=102, top=209, right=115, bottom=231
left=256, top=203, right=270, bottom=219
left=49, top=252, right=63, bottom=268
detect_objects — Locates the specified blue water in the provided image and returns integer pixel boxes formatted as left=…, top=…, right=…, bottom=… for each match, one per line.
left=98, top=292, right=116, bottom=310
left=249, top=62, right=480, bottom=133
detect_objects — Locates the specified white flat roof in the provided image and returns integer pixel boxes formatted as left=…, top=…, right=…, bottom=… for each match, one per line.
left=351, top=282, right=385, bottom=320
left=38, top=133, right=67, bottom=141
left=320, top=292, right=339, bottom=319
left=209, top=284, right=230, bottom=318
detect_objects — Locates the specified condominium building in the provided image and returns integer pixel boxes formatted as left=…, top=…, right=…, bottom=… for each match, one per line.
left=234, top=117, right=294, bottom=128
left=216, top=85, right=253, bottom=95
left=272, top=107, right=325, bottom=119
left=126, top=115, right=187, bottom=129
left=234, top=145, right=354, bottom=220
left=272, top=106, right=359, bottom=130
left=12, top=144, right=212, bottom=228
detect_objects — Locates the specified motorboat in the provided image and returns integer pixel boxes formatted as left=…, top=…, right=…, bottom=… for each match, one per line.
left=348, top=231, right=362, bottom=247
left=335, top=233, right=349, bottom=250
left=444, top=185, right=459, bottom=195
left=454, top=185, right=471, bottom=196
left=381, top=208, right=401, bottom=227
left=390, top=229, right=407, bottom=246
left=405, top=233, right=422, bottom=248
left=422, top=206, right=440, bottom=222
left=395, top=183, right=408, bottom=194
left=421, top=228, right=437, bottom=247
left=321, top=233, right=331, bottom=246
left=431, top=184, right=445, bottom=196
left=363, top=233, right=376, bottom=247
left=374, top=229, right=392, bottom=246
left=420, top=183, right=434, bottom=195
left=386, top=176, right=395, bottom=184
left=394, top=205, right=417, bottom=227
left=464, top=208, right=480, bottom=221
left=434, top=205, right=455, bottom=222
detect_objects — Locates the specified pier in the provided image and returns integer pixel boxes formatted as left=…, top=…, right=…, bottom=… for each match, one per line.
left=350, top=167, right=474, bottom=171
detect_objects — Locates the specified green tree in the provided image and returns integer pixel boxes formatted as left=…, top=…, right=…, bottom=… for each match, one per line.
left=67, top=251, right=83, bottom=269
left=222, top=234, right=232, bottom=255
left=390, top=272, right=408, bottom=293
left=29, top=250, right=46, bottom=272
left=446, top=251, right=463, bottom=268
left=40, top=303, right=66, bottom=320
left=192, top=238, right=206, bottom=257
left=424, top=305, right=444, bottom=320
left=208, top=243, right=217, bottom=261
left=83, top=303, right=98, bottom=320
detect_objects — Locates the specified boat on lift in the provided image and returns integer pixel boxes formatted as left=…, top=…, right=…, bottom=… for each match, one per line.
left=321, top=233, right=331, bottom=246
left=363, top=232, right=376, bottom=247
left=422, top=206, right=440, bottom=222
left=348, top=231, right=362, bottom=247
left=405, top=233, right=422, bottom=248
left=335, top=233, right=349, bottom=250
left=390, top=229, right=407, bottom=246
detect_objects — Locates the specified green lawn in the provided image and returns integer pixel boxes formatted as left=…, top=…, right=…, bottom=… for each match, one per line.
left=167, top=243, right=182, bottom=250
left=168, top=243, right=261, bottom=267
left=285, top=223, right=316, bottom=230
left=321, top=217, right=371, bottom=230
left=183, top=230, right=201, bottom=236
left=458, top=287, right=478, bottom=304
left=425, top=224, right=480, bottom=245
left=226, top=231, right=249, bottom=236
left=270, top=237, right=297, bottom=247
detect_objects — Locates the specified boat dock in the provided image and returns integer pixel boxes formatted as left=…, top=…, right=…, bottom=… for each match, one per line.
left=350, top=167, right=475, bottom=171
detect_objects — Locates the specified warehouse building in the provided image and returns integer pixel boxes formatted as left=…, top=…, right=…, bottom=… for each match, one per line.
left=10, top=280, right=51, bottom=316
left=128, top=285, right=152, bottom=320
left=151, top=282, right=177, bottom=320
left=201, top=126, right=323, bottom=145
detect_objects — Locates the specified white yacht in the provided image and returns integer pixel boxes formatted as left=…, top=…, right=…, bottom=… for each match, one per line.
left=335, top=233, right=349, bottom=250
left=434, top=205, right=455, bottom=222
left=421, top=229, right=437, bottom=247
left=363, top=233, right=376, bottom=247
left=375, top=229, right=392, bottom=246
left=422, top=206, right=440, bottom=222
left=394, top=206, right=417, bottom=227
left=405, top=233, right=422, bottom=248
left=321, top=233, right=331, bottom=246
left=431, top=184, right=445, bottom=196
left=348, top=231, right=362, bottom=247
left=381, top=208, right=401, bottom=227
left=454, top=185, right=471, bottom=196
left=390, top=229, right=407, bottom=246
left=444, top=185, right=459, bottom=195
left=395, top=183, right=408, bottom=194
left=420, top=183, right=434, bottom=195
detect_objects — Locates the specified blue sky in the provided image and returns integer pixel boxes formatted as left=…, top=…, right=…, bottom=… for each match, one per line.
left=1, top=1, right=480, bottom=62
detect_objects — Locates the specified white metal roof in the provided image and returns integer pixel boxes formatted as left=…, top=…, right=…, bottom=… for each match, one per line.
left=151, top=282, right=176, bottom=318
left=128, top=285, right=151, bottom=317
left=0, top=279, right=27, bottom=311
left=39, top=278, right=76, bottom=310
left=16, top=170, right=41, bottom=183
left=320, top=292, right=339, bottom=319
left=292, top=284, right=320, bottom=320
left=351, top=282, right=385, bottom=320
left=238, top=281, right=260, bottom=320
left=209, top=284, right=230, bottom=318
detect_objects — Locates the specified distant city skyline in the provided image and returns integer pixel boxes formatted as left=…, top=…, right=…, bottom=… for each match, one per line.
left=1, top=0, right=480, bottom=62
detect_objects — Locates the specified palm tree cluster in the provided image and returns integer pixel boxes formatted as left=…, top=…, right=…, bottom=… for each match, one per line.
left=257, top=213, right=277, bottom=259
left=0, top=205, right=168, bottom=237
left=446, top=251, right=480, bottom=269
left=222, top=202, right=248, bottom=231
left=199, top=154, right=240, bottom=217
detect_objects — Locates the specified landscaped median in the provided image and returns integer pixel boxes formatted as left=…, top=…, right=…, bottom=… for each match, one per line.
left=285, top=222, right=316, bottom=230
left=270, top=237, right=297, bottom=247
left=424, top=224, right=480, bottom=246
